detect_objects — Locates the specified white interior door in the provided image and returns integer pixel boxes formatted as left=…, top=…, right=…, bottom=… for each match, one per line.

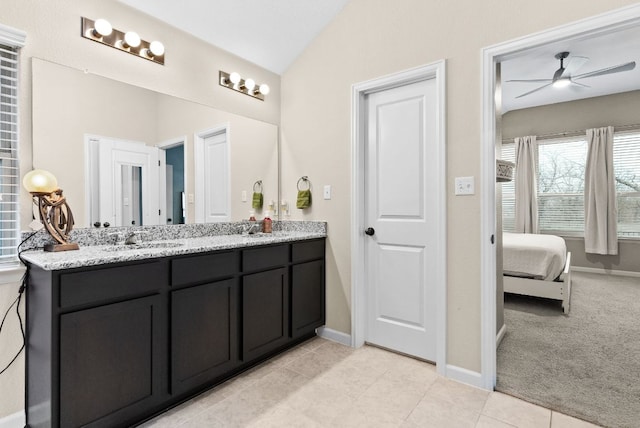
left=194, top=126, right=230, bottom=223
left=365, top=78, right=438, bottom=362
left=98, top=138, right=160, bottom=227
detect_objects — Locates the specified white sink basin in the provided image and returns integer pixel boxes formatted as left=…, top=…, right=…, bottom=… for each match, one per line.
left=103, top=242, right=184, bottom=251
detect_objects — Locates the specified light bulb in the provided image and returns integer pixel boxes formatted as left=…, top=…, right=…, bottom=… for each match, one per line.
left=123, top=31, right=141, bottom=48
left=258, top=83, right=270, bottom=95
left=93, top=19, right=113, bottom=37
left=244, top=78, right=256, bottom=91
left=553, top=78, right=571, bottom=89
left=229, top=72, right=241, bottom=85
left=23, top=169, right=58, bottom=194
left=149, top=41, right=165, bottom=56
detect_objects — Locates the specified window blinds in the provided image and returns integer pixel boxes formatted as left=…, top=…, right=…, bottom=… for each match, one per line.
left=613, top=132, right=640, bottom=238
left=502, top=133, right=640, bottom=239
left=0, top=44, right=20, bottom=266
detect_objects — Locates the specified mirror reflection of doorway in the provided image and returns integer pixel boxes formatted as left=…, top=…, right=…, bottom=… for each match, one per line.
left=164, top=145, right=185, bottom=225
left=84, top=134, right=160, bottom=228
left=120, top=165, right=142, bottom=226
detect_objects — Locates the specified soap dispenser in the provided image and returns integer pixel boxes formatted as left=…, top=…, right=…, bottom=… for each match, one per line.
left=262, top=211, right=272, bottom=233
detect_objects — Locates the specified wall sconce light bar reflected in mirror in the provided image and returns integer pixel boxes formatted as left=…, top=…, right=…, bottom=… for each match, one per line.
left=81, top=17, right=165, bottom=65
left=219, top=71, right=270, bottom=101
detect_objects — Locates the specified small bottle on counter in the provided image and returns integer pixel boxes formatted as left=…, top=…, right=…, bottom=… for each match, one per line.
left=249, top=210, right=256, bottom=222
left=262, top=211, right=272, bottom=233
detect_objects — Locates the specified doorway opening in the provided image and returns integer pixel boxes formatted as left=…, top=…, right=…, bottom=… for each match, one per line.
left=481, top=1, right=640, bottom=392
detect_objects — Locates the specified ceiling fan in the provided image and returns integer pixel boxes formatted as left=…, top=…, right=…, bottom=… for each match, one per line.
left=507, top=51, right=636, bottom=98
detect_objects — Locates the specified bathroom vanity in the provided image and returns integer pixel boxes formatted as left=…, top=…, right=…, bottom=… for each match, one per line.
left=21, top=224, right=326, bottom=428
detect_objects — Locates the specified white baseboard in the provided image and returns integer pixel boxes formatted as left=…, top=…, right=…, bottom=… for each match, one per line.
left=572, top=266, right=640, bottom=278
left=317, top=326, right=352, bottom=346
left=445, top=364, right=484, bottom=389
left=0, top=411, right=25, bottom=428
left=496, top=324, right=507, bottom=347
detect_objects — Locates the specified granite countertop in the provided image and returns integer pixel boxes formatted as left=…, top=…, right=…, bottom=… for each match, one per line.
left=20, top=222, right=326, bottom=271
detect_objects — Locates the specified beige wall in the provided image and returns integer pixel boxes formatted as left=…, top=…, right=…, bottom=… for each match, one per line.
left=0, top=0, right=281, bottom=419
left=503, top=91, right=640, bottom=272
left=279, top=0, right=639, bottom=374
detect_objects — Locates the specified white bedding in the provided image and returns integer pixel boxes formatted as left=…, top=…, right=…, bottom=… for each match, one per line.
left=503, top=232, right=567, bottom=281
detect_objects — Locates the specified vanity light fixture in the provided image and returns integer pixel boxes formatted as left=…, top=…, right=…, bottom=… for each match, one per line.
left=23, top=169, right=79, bottom=252
left=81, top=17, right=165, bottom=65
left=219, top=71, right=270, bottom=101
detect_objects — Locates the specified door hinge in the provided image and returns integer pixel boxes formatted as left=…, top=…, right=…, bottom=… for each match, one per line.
left=159, top=209, right=161, bottom=216
left=158, top=160, right=161, bottom=166
left=490, top=234, right=495, bottom=244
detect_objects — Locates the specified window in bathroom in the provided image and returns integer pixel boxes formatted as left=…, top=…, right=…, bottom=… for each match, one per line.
left=0, top=26, right=26, bottom=268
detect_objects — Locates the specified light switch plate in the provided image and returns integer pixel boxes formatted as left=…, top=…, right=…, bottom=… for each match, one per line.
left=241, top=190, right=247, bottom=202
left=323, top=185, right=331, bottom=200
left=455, top=176, right=475, bottom=195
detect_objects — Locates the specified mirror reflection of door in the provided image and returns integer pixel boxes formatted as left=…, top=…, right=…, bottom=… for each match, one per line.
left=194, top=126, right=230, bottom=223
left=85, top=135, right=160, bottom=227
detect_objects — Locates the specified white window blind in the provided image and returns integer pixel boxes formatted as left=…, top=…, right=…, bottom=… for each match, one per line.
left=502, top=132, right=640, bottom=239
left=0, top=40, right=21, bottom=266
left=500, top=143, right=515, bottom=232
left=613, top=132, right=640, bottom=238
left=537, top=138, right=587, bottom=235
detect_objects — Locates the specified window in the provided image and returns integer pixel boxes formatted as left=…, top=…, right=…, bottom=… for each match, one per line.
left=614, top=132, right=640, bottom=238
left=0, top=25, right=26, bottom=267
left=501, top=132, right=640, bottom=238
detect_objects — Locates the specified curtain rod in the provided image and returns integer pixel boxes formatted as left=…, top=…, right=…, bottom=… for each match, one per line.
left=502, top=123, right=640, bottom=143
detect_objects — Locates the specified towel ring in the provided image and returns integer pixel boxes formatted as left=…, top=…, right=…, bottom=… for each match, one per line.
left=253, top=180, right=263, bottom=192
left=297, top=176, right=310, bottom=191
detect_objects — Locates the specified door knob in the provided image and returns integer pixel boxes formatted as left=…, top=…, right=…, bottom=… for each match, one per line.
left=365, top=227, right=375, bottom=236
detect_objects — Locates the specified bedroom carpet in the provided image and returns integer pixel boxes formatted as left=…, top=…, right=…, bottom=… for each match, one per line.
left=497, top=271, right=640, bottom=428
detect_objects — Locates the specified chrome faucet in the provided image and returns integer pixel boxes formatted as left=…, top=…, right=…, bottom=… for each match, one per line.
left=245, top=222, right=261, bottom=235
left=125, top=231, right=148, bottom=245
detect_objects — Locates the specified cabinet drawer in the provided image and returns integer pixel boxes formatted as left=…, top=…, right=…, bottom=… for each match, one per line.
left=292, top=239, right=325, bottom=263
left=59, top=261, right=165, bottom=309
left=171, top=251, right=238, bottom=287
left=242, top=244, right=288, bottom=272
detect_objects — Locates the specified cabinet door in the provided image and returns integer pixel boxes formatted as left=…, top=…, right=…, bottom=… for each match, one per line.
left=171, top=279, right=239, bottom=394
left=291, top=260, right=325, bottom=338
left=242, top=268, right=289, bottom=362
left=59, top=295, right=165, bottom=428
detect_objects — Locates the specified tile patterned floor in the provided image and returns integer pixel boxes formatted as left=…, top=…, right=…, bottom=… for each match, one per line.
left=140, top=337, right=600, bottom=428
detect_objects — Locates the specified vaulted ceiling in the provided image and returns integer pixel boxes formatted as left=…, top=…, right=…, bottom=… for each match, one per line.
left=118, top=1, right=640, bottom=111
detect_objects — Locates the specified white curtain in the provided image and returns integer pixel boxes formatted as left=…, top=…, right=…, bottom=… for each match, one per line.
left=585, top=126, right=618, bottom=255
left=514, top=136, right=538, bottom=234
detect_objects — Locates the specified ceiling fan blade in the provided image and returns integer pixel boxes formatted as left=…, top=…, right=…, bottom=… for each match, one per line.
left=571, top=81, right=590, bottom=88
left=505, top=78, right=553, bottom=83
left=573, top=61, right=636, bottom=80
left=516, top=82, right=553, bottom=98
left=561, top=56, right=589, bottom=77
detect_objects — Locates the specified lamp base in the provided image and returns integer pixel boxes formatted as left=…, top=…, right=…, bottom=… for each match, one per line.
left=44, top=243, right=80, bottom=252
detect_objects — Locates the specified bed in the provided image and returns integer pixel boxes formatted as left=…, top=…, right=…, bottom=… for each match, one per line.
left=502, top=232, right=572, bottom=314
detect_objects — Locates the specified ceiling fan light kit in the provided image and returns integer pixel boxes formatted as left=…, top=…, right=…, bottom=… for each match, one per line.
left=507, top=51, right=636, bottom=98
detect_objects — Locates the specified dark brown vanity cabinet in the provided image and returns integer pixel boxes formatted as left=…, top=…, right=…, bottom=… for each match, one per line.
left=170, top=252, right=240, bottom=396
left=291, top=240, right=326, bottom=339
left=59, top=295, right=165, bottom=428
left=26, top=238, right=325, bottom=428
left=242, top=245, right=290, bottom=361
left=27, top=261, right=169, bottom=428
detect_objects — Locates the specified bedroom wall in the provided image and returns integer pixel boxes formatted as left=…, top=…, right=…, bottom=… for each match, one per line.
left=503, top=90, right=640, bottom=273
left=280, top=0, right=639, bottom=376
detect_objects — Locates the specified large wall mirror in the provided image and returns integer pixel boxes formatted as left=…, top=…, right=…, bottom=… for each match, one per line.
left=31, top=58, right=278, bottom=228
